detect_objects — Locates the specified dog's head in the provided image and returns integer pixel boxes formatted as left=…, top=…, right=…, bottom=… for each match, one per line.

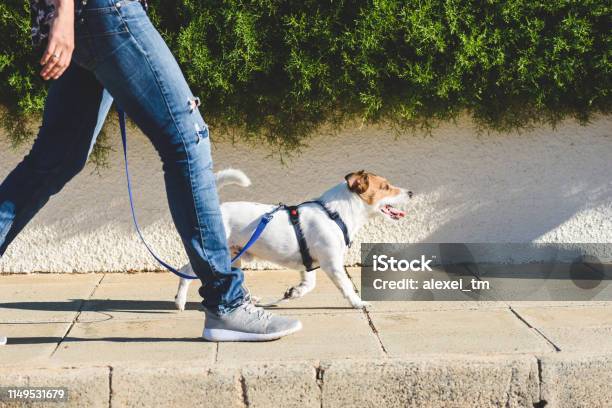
left=344, top=170, right=413, bottom=221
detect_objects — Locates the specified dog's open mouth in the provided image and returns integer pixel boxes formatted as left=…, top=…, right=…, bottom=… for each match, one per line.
left=381, top=204, right=406, bottom=220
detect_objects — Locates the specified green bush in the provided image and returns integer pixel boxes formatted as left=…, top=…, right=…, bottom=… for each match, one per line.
left=1, top=0, right=610, bottom=159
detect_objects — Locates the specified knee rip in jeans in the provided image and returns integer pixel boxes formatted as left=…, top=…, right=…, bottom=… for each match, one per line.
left=188, top=96, right=201, bottom=113
left=194, top=123, right=208, bottom=144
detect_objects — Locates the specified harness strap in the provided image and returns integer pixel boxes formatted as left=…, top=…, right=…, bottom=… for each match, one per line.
left=284, top=200, right=351, bottom=272
left=287, top=205, right=315, bottom=271
left=308, top=200, right=351, bottom=247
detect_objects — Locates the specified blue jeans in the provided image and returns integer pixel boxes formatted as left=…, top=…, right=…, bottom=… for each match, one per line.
left=0, top=0, right=245, bottom=313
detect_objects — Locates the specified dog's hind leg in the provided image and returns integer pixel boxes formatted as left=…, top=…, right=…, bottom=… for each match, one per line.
left=320, top=259, right=369, bottom=309
left=174, top=277, right=191, bottom=311
left=284, top=270, right=317, bottom=299
left=174, top=264, right=197, bottom=311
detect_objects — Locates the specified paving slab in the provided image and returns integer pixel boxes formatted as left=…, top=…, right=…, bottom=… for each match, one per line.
left=322, top=357, right=539, bottom=408
left=217, top=313, right=383, bottom=363
left=369, top=308, right=552, bottom=356
left=0, top=273, right=101, bottom=323
left=0, top=322, right=69, bottom=366
left=0, top=366, right=109, bottom=408
left=367, top=300, right=508, bottom=313
left=512, top=305, right=612, bottom=352
left=51, top=318, right=215, bottom=365
left=245, top=269, right=361, bottom=314
left=506, top=300, right=612, bottom=308
left=0, top=273, right=101, bottom=286
left=78, top=274, right=203, bottom=322
left=101, top=271, right=178, bottom=285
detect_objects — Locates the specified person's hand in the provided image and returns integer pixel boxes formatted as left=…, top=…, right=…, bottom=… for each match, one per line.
left=40, top=0, right=75, bottom=80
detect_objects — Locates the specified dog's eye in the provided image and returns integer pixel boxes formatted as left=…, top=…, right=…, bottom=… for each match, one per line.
left=383, top=184, right=389, bottom=190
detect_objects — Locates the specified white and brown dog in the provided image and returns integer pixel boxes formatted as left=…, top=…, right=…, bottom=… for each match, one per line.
left=174, top=169, right=412, bottom=309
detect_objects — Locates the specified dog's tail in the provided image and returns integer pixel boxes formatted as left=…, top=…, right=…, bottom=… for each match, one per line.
left=215, top=168, right=251, bottom=189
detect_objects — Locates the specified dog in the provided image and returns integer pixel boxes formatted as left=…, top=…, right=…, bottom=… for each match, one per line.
left=174, top=169, right=412, bottom=309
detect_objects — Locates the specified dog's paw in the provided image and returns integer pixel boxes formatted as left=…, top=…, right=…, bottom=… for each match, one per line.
left=284, top=285, right=310, bottom=299
left=350, top=299, right=371, bottom=309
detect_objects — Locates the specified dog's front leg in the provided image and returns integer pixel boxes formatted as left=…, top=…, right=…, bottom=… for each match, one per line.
left=285, top=270, right=317, bottom=299
left=320, top=260, right=369, bottom=308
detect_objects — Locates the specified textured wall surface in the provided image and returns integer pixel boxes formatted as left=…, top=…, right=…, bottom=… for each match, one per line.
left=0, top=116, right=610, bottom=273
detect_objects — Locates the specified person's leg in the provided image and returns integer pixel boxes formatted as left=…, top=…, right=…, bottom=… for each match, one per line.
left=0, top=63, right=113, bottom=256
left=75, top=0, right=301, bottom=341
left=73, top=0, right=245, bottom=312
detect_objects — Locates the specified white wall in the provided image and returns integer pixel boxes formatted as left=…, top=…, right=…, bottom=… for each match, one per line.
left=0, top=116, right=611, bottom=273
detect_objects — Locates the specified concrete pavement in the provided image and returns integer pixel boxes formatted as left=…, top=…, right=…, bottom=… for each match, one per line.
left=1, top=266, right=611, bottom=407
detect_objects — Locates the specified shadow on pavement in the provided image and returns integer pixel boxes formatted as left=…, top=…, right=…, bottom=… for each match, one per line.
left=0, top=299, right=202, bottom=313
left=7, top=336, right=203, bottom=345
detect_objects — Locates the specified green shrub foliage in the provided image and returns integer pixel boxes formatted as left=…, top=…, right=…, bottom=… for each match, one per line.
left=1, top=0, right=610, bottom=155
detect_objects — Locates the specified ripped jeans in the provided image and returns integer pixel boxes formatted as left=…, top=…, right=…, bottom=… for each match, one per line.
left=0, top=0, right=245, bottom=313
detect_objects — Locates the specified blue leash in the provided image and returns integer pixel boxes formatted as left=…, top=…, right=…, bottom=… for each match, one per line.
left=118, top=109, right=274, bottom=280
left=229, top=209, right=279, bottom=261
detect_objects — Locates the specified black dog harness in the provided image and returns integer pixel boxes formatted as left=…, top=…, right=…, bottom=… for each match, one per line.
left=288, top=200, right=351, bottom=271
left=261, top=200, right=351, bottom=271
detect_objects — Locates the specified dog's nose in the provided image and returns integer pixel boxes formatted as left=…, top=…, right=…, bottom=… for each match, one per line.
left=408, top=191, right=413, bottom=198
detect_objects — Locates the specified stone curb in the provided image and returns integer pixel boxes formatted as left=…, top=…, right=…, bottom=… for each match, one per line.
left=1, top=355, right=611, bottom=407
left=540, top=353, right=612, bottom=408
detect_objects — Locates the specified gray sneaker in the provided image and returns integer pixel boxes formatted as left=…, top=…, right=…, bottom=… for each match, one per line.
left=0, top=336, right=6, bottom=346
left=203, top=299, right=302, bottom=342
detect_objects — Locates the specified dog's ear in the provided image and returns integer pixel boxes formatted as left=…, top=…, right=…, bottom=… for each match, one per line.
left=345, top=170, right=369, bottom=194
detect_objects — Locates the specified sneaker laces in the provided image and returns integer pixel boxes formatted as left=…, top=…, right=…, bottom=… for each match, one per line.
left=241, top=287, right=272, bottom=321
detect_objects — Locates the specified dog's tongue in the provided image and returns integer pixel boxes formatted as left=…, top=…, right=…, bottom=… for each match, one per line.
left=383, top=205, right=406, bottom=218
